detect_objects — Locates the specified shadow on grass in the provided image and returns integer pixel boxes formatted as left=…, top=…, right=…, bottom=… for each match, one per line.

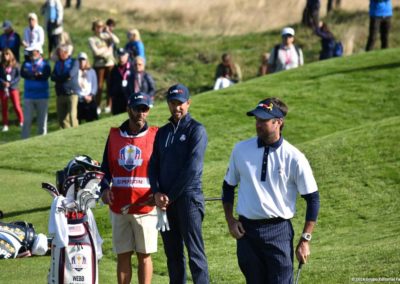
left=2, top=206, right=50, bottom=219
left=310, top=62, right=400, bottom=79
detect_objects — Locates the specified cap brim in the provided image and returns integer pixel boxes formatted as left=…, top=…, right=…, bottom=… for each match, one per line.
left=246, top=108, right=276, bottom=120
left=129, top=99, right=150, bottom=108
left=167, top=95, right=188, bottom=103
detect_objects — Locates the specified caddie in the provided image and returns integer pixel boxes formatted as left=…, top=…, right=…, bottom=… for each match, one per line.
left=222, top=97, right=320, bottom=283
left=100, top=92, right=158, bottom=284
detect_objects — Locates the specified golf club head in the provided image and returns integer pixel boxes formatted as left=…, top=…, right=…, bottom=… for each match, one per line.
left=81, top=171, right=105, bottom=195
left=63, top=176, right=76, bottom=200
left=41, top=182, right=60, bottom=198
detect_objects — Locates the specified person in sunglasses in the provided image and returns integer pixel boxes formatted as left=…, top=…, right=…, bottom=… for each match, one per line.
left=100, top=92, right=158, bottom=284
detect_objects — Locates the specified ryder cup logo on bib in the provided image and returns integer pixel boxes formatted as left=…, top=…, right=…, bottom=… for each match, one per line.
left=118, top=144, right=143, bottom=171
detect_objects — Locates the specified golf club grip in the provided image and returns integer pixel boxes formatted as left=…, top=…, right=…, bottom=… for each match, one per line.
left=298, top=262, right=303, bottom=269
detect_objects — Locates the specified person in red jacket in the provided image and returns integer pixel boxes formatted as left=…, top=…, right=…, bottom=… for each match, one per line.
left=100, top=92, right=158, bottom=284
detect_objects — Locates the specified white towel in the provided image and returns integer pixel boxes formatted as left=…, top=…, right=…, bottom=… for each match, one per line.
left=48, top=196, right=69, bottom=247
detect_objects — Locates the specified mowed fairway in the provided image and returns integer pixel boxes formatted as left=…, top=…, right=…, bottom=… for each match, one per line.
left=0, top=47, right=399, bottom=283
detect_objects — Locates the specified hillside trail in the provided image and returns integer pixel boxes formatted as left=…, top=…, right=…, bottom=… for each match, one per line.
left=29, top=0, right=400, bottom=35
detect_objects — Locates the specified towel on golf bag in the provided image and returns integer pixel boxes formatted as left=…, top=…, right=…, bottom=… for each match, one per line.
left=0, top=221, right=48, bottom=259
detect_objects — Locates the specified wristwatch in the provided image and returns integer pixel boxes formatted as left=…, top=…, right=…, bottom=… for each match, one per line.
left=301, top=232, right=312, bottom=241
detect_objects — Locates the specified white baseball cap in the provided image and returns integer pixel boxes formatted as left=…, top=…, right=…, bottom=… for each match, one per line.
left=78, top=52, right=88, bottom=60
left=28, top=12, right=38, bottom=21
left=281, top=27, right=295, bottom=36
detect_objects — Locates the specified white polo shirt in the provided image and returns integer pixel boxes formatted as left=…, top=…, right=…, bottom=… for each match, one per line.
left=224, top=137, right=318, bottom=220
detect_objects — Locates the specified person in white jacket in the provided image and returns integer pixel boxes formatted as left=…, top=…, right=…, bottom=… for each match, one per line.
left=41, top=0, right=64, bottom=55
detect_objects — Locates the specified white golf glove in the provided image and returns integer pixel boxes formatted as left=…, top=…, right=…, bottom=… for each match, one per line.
left=156, top=207, right=170, bottom=232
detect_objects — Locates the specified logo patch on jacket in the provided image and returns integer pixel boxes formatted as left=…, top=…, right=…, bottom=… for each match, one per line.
left=118, top=144, right=143, bottom=171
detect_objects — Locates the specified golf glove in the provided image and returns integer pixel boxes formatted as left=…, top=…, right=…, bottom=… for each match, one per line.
left=156, top=207, right=170, bottom=232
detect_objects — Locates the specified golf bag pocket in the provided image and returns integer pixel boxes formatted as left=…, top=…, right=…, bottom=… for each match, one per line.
left=48, top=220, right=98, bottom=284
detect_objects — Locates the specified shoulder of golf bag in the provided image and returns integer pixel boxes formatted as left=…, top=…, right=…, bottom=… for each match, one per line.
left=56, top=155, right=102, bottom=194
left=0, top=221, right=36, bottom=258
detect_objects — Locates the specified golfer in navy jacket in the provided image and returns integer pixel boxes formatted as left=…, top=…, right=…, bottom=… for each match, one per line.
left=149, top=83, right=209, bottom=284
left=222, top=97, right=320, bottom=284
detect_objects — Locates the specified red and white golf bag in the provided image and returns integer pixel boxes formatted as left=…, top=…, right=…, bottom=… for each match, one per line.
left=48, top=215, right=98, bottom=284
left=44, top=155, right=104, bottom=284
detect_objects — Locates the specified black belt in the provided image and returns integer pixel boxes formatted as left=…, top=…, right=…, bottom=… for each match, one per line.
left=239, top=215, right=286, bottom=225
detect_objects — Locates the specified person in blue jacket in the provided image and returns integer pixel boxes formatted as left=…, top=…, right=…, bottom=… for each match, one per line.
left=366, top=0, right=392, bottom=51
left=149, top=83, right=210, bottom=284
left=0, top=21, right=21, bottom=63
left=51, top=44, right=79, bottom=128
left=20, top=44, right=51, bottom=139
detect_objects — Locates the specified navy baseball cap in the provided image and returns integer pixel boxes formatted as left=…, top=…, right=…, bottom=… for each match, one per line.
left=117, top=47, right=128, bottom=56
left=247, top=98, right=285, bottom=119
left=128, top=92, right=151, bottom=108
left=166, top=84, right=190, bottom=103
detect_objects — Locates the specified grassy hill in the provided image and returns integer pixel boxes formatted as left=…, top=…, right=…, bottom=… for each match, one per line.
left=1, top=0, right=400, bottom=144
left=0, top=43, right=399, bottom=283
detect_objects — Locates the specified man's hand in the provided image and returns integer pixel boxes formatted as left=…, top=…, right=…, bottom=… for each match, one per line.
left=101, top=188, right=114, bottom=205
left=227, top=217, right=245, bottom=239
left=154, top=192, right=169, bottom=210
left=296, top=240, right=311, bottom=264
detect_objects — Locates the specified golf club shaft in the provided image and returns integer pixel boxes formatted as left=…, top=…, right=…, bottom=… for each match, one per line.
left=295, top=263, right=303, bottom=284
left=204, top=197, right=222, bottom=201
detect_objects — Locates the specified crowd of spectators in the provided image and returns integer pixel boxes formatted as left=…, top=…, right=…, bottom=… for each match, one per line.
left=0, top=0, right=393, bottom=137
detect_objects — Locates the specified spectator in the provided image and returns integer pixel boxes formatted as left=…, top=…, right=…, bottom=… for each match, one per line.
left=109, top=48, right=135, bottom=115
left=258, top=53, right=270, bottom=76
left=0, top=21, right=21, bottom=63
left=327, top=0, right=341, bottom=13
left=20, top=44, right=51, bottom=139
left=41, top=0, right=64, bottom=55
left=149, top=84, right=210, bottom=284
left=100, top=92, right=158, bottom=284
left=65, top=0, right=81, bottom=9
left=302, top=0, right=320, bottom=29
left=76, top=52, right=98, bottom=123
left=88, top=20, right=118, bottom=115
left=213, top=53, right=242, bottom=90
left=267, top=27, right=304, bottom=74
left=51, top=44, right=79, bottom=128
left=50, top=31, right=73, bottom=62
left=0, top=49, right=23, bottom=132
left=315, top=21, right=336, bottom=60
left=125, top=29, right=146, bottom=63
left=106, top=18, right=119, bottom=59
left=133, top=56, right=156, bottom=107
left=22, top=13, right=45, bottom=59
left=366, top=0, right=392, bottom=51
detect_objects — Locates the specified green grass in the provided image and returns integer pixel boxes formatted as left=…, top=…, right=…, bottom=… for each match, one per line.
left=1, top=1, right=400, bottom=283
left=1, top=45, right=400, bottom=283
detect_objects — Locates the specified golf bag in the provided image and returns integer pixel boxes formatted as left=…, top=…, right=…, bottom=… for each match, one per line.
left=0, top=221, right=47, bottom=259
left=46, top=155, right=104, bottom=284
left=48, top=215, right=98, bottom=284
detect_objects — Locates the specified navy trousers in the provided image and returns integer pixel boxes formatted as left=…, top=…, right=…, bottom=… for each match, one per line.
left=237, top=216, right=294, bottom=284
left=161, top=193, right=209, bottom=284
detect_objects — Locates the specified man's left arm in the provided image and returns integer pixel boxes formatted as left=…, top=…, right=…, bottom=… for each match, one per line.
left=167, top=124, right=207, bottom=202
left=296, top=191, right=320, bottom=264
